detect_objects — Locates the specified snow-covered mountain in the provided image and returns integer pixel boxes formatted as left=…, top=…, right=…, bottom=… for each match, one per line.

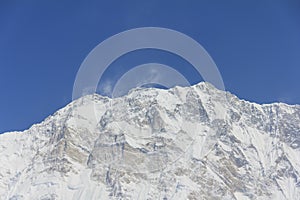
left=1, top=82, right=300, bottom=200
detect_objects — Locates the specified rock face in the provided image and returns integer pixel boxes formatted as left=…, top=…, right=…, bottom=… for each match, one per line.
left=1, top=82, right=300, bottom=200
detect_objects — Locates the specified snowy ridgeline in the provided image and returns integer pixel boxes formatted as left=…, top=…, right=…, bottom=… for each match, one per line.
left=0, top=82, right=300, bottom=200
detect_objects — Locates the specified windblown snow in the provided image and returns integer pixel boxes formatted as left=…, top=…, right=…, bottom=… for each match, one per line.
left=0, top=82, right=300, bottom=200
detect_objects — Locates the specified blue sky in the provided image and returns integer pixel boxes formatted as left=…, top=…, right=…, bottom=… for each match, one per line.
left=0, top=0, right=300, bottom=133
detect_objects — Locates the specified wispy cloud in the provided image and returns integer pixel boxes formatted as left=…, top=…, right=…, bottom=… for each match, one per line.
left=98, top=80, right=113, bottom=97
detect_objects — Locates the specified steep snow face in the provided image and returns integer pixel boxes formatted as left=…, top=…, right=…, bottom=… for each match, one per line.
left=1, top=82, right=300, bottom=200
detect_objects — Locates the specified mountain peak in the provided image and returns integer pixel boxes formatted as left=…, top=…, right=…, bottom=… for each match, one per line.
left=1, top=83, right=300, bottom=199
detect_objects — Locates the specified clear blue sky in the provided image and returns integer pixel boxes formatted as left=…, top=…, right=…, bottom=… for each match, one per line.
left=0, top=0, right=299, bottom=133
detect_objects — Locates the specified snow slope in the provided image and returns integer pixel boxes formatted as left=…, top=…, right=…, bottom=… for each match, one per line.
left=0, top=82, right=300, bottom=200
